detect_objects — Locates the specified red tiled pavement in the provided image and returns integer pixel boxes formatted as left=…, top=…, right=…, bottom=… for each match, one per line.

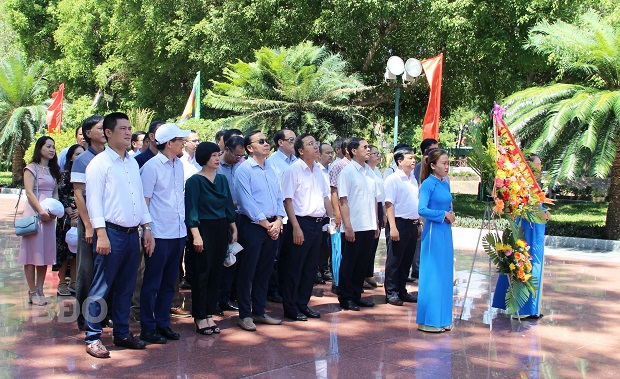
left=1, top=194, right=619, bottom=378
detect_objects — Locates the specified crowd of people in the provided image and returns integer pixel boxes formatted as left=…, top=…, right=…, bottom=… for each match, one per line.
left=21, top=112, right=547, bottom=359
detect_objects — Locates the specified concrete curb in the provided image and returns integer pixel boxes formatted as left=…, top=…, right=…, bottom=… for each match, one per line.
left=451, top=227, right=619, bottom=253
left=0, top=188, right=20, bottom=195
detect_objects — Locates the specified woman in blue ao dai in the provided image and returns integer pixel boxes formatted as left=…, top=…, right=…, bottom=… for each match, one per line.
left=417, top=149, right=455, bottom=333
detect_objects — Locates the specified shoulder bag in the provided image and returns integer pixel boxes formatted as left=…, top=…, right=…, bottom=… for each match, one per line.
left=14, top=167, right=39, bottom=236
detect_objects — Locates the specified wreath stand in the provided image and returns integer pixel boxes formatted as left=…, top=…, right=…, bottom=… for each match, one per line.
left=458, top=198, right=498, bottom=330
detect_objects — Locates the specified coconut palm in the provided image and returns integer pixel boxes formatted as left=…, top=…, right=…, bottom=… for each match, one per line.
left=0, top=54, right=47, bottom=185
left=204, top=41, right=372, bottom=141
left=502, top=11, right=620, bottom=240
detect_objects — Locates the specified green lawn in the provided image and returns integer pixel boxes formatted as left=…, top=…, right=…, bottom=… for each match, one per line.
left=0, top=172, right=11, bottom=187
left=452, top=193, right=608, bottom=239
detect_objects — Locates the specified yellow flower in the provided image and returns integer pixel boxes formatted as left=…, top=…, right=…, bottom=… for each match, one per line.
left=523, top=274, right=532, bottom=282
left=509, top=263, right=516, bottom=271
left=497, top=170, right=507, bottom=179
left=516, top=239, right=526, bottom=248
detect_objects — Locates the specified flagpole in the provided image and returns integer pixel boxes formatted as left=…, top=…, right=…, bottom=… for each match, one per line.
left=195, top=71, right=201, bottom=120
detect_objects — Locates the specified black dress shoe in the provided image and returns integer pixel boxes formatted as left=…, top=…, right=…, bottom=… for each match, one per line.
left=386, top=295, right=404, bottom=306
left=267, top=293, right=283, bottom=303
left=140, top=329, right=167, bottom=344
left=114, top=334, right=147, bottom=349
left=405, top=276, right=416, bottom=283
left=339, top=300, right=360, bottom=311
left=399, top=293, right=418, bottom=303
left=220, top=301, right=239, bottom=311
left=353, top=298, right=375, bottom=307
left=524, top=313, right=544, bottom=320
left=284, top=311, right=308, bottom=321
left=300, top=306, right=321, bottom=318
left=314, top=272, right=326, bottom=284
left=331, top=285, right=340, bottom=295
left=157, top=326, right=180, bottom=340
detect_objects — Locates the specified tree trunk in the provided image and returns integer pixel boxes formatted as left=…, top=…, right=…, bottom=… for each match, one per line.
left=605, top=141, right=620, bottom=240
left=11, top=143, right=25, bottom=186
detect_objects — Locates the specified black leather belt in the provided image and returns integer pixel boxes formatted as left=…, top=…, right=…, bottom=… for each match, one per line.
left=395, top=217, right=420, bottom=224
left=298, top=216, right=324, bottom=223
left=106, top=222, right=139, bottom=234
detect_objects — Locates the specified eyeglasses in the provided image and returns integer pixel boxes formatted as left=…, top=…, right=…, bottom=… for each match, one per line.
left=251, top=138, right=269, bottom=145
left=305, top=141, right=318, bottom=147
left=283, top=137, right=295, bottom=143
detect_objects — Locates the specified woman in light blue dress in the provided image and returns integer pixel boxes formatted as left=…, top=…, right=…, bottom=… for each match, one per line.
left=417, top=149, right=455, bottom=333
left=492, top=154, right=549, bottom=319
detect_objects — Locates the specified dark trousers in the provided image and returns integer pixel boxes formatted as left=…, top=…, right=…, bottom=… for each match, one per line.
left=410, top=236, right=421, bottom=279
left=190, top=219, right=229, bottom=318
left=367, top=205, right=384, bottom=277
left=218, top=264, right=237, bottom=305
left=279, top=218, right=323, bottom=314
left=237, top=216, right=279, bottom=319
left=85, top=228, right=140, bottom=343
left=76, top=217, right=94, bottom=328
left=140, top=237, right=185, bottom=331
left=385, top=219, right=418, bottom=296
left=318, top=231, right=331, bottom=273
left=268, top=237, right=284, bottom=296
left=338, top=230, right=375, bottom=303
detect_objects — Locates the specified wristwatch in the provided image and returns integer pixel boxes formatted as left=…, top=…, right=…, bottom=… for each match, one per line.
left=142, top=225, right=152, bottom=231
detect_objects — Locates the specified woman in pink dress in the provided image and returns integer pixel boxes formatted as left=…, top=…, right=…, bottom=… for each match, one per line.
left=18, top=136, right=61, bottom=306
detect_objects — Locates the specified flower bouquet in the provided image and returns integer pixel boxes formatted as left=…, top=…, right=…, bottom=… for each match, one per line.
left=483, top=223, right=538, bottom=314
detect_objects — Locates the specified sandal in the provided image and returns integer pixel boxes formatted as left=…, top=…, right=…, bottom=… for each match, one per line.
left=195, top=319, right=213, bottom=335
left=206, top=316, right=220, bottom=334
left=28, top=290, right=47, bottom=306
left=57, top=282, right=71, bottom=296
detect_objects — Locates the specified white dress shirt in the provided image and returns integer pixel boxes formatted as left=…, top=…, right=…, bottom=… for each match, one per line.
left=140, top=152, right=187, bottom=239
left=180, top=151, right=201, bottom=182
left=85, top=147, right=152, bottom=228
left=282, top=160, right=329, bottom=217
left=338, top=160, right=381, bottom=232
left=383, top=168, right=420, bottom=220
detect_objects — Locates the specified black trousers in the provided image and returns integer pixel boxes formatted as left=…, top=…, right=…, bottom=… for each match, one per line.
left=385, top=218, right=418, bottom=296
left=236, top=216, right=279, bottom=319
left=190, top=219, right=228, bottom=318
left=279, top=217, right=323, bottom=314
left=338, top=230, right=375, bottom=303
left=318, top=231, right=331, bottom=273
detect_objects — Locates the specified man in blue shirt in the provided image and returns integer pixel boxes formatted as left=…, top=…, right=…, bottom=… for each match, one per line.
left=234, top=130, right=286, bottom=331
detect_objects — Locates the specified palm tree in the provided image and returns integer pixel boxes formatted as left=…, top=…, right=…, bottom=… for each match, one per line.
left=502, top=11, right=620, bottom=240
left=204, top=41, right=372, bottom=141
left=0, top=54, right=47, bottom=185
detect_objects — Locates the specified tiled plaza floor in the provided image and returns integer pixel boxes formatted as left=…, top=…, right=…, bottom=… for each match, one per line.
left=1, top=194, right=619, bottom=378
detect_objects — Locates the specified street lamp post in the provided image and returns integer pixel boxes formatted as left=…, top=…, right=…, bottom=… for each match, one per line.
left=385, top=56, right=423, bottom=147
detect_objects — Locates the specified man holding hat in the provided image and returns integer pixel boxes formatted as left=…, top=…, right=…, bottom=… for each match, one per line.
left=138, top=123, right=190, bottom=344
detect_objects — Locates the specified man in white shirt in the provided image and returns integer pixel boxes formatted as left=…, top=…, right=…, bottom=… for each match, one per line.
left=280, top=134, right=334, bottom=321
left=266, top=128, right=297, bottom=184
left=337, top=137, right=381, bottom=311
left=139, top=123, right=190, bottom=344
left=383, top=146, right=420, bottom=306
left=84, top=112, right=155, bottom=358
left=266, top=128, right=296, bottom=303
left=58, top=126, right=87, bottom=171
left=128, top=131, right=146, bottom=156
left=180, top=130, right=202, bottom=182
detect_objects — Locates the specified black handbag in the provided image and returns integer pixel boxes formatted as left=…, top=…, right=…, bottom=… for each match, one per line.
left=14, top=167, right=39, bottom=237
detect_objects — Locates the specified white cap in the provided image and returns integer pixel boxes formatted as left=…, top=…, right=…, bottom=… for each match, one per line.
left=65, top=226, right=78, bottom=254
left=39, top=198, right=65, bottom=218
left=155, top=123, right=191, bottom=144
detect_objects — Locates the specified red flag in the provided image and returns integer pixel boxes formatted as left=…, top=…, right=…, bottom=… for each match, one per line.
left=46, top=83, right=64, bottom=134
left=421, top=53, right=443, bottom=140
